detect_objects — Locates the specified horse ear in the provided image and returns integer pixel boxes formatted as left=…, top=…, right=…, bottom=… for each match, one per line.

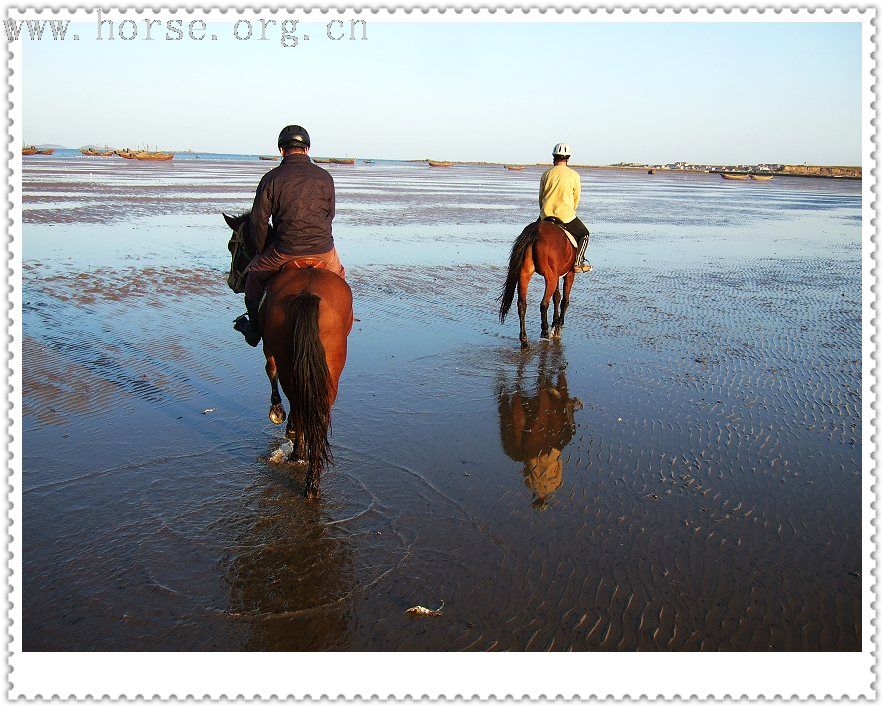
left=223, top=213, right=238, bottom=230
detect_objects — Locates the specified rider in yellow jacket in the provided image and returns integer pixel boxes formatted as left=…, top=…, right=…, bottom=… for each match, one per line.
left=539, top=143, right=592, bottom=273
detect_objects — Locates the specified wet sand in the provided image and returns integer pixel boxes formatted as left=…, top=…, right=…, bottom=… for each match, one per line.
left=22, top=157, right=861, bottom=650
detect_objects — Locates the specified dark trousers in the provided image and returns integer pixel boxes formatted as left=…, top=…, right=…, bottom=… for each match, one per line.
left=565, top=217, right=589, bottom=240
left=566, top=218, right=590, bottom=262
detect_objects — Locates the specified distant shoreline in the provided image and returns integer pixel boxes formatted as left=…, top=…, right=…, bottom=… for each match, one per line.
left=406, top=158, right=862, bottom=179
left=28, top=149, right=862, bottom=179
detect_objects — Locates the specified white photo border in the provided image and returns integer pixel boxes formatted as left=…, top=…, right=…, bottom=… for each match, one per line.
left=4, top=5, right=876, bottom=700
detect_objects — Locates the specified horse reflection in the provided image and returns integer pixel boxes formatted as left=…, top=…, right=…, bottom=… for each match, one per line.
left=497, top=348, right=582, bottom=508
left=225, top=473, right=356, bottom=650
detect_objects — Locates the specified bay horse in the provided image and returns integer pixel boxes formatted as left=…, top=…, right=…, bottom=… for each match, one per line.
left=224, top=213, right=353, bottom=499
left=498, top=220, right=577, bottom=349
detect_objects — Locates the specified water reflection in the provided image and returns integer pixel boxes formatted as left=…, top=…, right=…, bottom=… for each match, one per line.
left=496, top=346, right=582, bottom=509
left=225, top=466, right=357, bottom=650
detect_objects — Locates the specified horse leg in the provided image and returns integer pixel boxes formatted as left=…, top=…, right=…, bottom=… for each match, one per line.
left=551, top=285, right=562, bottom=338
left=286, top=416, right=307, bottom=462
left=540, top=274, right=556, bottom=339
left=266, top=356, right=286, bottom=424
left=305, top=463, right=321, bottom=500
left=517, top=269, right=531, bottom=349
left=557, top=272, right=575, bottom=336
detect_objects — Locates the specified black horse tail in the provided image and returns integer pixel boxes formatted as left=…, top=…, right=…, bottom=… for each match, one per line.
left=499, top=221, right=540, bottom=323
left=289, top=293, right=332, bottom=473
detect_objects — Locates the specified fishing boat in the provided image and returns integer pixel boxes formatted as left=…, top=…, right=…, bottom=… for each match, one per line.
left=330, top=158, right=356, bottom=165
left=720, top=173, right=749, bottom=180
left=134, top=151, right=174, bottom=161
left=21, top=145, right=38, bottom=155
left=313, top=158, right=331, bottom=164
left=259, top=155, right=279, bottom=161
left=363, top=159, right=375, bottom=165
left=115, top=150, right=138, bottom=159
left=505, top=165, right=525, bottom=171
left=36, top=148, right=55, bottom=155
left=81, top=147, right=114, bottom=157
left=749, top=174, right=774, bottom=181
left=428, top=160, right=454, bottom=168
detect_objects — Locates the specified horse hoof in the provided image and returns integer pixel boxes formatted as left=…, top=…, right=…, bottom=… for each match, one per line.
left=304, top=487, right=320, bottom=500
left=520, top=340, right=530, bottom=350
left=269, top=404, right=286, bottom=425
left=540, top=331, right=550, bottom=340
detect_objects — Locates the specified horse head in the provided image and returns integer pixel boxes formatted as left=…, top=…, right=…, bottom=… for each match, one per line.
left=223, top=211, right=250, bottom=231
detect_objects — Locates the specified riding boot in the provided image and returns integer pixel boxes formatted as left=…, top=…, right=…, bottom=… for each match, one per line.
left=574, top=235, right=593, bottom=273
left=234, top=296, right=262, bottom=347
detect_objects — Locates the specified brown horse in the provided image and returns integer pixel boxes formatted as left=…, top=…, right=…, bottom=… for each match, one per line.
left=499, top=220, right=577, bottom=349
left=224, top=213, right=354, bottom=499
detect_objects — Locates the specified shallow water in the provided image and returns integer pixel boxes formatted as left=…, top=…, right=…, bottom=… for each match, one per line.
left=22, top=158, right=861, bottom=650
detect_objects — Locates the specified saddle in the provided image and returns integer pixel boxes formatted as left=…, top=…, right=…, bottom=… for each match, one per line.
left=542, top=217, right=579, bottom=249
left=279, top=257, right=331, bottom=273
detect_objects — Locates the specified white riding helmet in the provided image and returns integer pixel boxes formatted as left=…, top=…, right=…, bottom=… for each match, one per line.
left=552, top=142, right=571, bottom=158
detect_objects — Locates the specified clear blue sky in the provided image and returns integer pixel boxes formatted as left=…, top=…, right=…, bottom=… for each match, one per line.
left=22, top=20, right=862, bottom=164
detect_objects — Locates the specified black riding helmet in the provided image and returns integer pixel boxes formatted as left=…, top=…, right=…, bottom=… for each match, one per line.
left=278, top=125, right=311, bottom=150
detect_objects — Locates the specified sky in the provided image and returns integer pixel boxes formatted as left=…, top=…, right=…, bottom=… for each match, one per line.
left=21, top=20, right=863, bottom=165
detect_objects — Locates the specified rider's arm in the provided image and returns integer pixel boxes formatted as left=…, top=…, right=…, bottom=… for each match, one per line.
left=573, top=173, right=581, bottom=212
left=326, top=174, right=336, bottom=224
left=251, top=175, right=272, bottom=253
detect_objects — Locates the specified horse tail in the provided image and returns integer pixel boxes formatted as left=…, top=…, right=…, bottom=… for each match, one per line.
left=499, top=221, right=539, bottom=323
left=289, top=293, right=332, bottom=472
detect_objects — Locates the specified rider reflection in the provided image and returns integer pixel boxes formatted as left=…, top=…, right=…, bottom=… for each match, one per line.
left=497, top=347, right=583, bottom=509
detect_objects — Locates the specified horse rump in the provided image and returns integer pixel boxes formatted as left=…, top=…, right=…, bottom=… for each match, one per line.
left=498, top=221, right=540, bottom=323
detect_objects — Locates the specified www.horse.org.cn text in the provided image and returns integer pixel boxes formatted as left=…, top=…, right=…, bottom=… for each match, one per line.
left=4, top=13, right=368, bottom=48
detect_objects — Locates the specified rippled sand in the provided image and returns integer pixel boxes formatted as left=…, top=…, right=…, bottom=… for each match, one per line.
left=22, top=158, right=861, bottom=650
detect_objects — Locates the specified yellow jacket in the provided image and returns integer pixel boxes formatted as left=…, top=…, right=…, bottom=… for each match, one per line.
left=539, top=164, right=581, bottom=223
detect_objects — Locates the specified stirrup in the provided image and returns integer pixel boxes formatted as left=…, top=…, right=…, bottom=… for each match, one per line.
left=574, top=262, right=593, bottom=273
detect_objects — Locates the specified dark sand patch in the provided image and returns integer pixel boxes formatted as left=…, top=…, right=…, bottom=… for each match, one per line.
left=31, top=265, right=226, bottom=306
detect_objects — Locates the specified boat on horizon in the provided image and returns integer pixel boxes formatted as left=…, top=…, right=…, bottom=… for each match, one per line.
left=749, top=174, right=774, bottom=181
left=504, top=165, right=525, bottom=171
left=259, top=155, right=279, bottom=161
left=82, top=146, right=114, bottom=157
left=720, top=173, right=749, bottom=180
left=330, top=157, right=356, bottom=165
left=428, top=160, right=454, bottom=168
left=134, top=151, right=174, bottom=161
left=22, top=145, right=38, bottom=155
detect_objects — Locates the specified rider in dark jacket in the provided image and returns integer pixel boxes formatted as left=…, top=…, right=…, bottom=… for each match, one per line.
left=235, top=125, right=345, bottom=346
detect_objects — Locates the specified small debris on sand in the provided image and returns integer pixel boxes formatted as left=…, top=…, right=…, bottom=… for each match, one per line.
left=406, top=602, right=444, bottom=617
